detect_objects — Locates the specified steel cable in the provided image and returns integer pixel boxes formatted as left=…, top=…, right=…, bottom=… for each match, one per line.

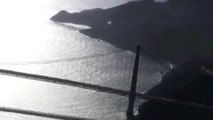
left=0, top=69, right=213, bottom=111
left=0, top=106, right=94, bottom=120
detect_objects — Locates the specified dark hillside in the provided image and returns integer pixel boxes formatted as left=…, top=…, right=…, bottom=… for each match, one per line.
left=51, top=0, right=213, bottom=63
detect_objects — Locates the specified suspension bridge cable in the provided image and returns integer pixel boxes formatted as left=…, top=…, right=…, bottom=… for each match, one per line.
left=0, top=106, right=94, bottom=120
left=1, top=69, right=213, bottom=111
left=0, top=69, right=131, bottom=97
left=0, top=50, right=124, bottom=66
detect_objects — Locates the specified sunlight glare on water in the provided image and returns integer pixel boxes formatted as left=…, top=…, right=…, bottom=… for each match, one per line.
left=0, top=0, right=55, bottom=62
left=0, top=0, right=164, bottom=119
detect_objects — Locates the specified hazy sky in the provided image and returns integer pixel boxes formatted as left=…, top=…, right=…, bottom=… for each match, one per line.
left=154, top=0, right=168, bottom=3
left=45, top=0, right=138, bottom=12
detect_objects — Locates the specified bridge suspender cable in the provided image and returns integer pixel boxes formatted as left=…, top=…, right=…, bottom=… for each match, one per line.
left=127, top=46, right=140, bottom=119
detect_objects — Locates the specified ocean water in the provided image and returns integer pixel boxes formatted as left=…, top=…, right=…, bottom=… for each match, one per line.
left=0, top=0, right=166, bottom=119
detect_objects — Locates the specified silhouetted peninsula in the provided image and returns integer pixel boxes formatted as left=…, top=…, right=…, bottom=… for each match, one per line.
left=51, top=0, right=213, bottom=63
left=136, top=57, right=213, bottom=120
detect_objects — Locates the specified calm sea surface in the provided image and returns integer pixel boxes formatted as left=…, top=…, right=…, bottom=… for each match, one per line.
left=0, top=0, right=165, bottom=119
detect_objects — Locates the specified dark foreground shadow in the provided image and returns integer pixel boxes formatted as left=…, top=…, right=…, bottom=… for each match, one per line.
left=51, top=0, right=213, bottom=63
left=135, top=57, right=213, bottom=120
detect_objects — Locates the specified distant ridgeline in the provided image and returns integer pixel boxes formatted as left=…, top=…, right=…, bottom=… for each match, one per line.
left=51, top=0, right=213, bottom=64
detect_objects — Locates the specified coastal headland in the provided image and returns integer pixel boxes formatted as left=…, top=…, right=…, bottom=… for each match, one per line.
left=51, top=0, right=213, bottom=64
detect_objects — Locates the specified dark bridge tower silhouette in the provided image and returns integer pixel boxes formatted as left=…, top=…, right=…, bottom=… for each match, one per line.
left=126, top=46, right=140, bottom=120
